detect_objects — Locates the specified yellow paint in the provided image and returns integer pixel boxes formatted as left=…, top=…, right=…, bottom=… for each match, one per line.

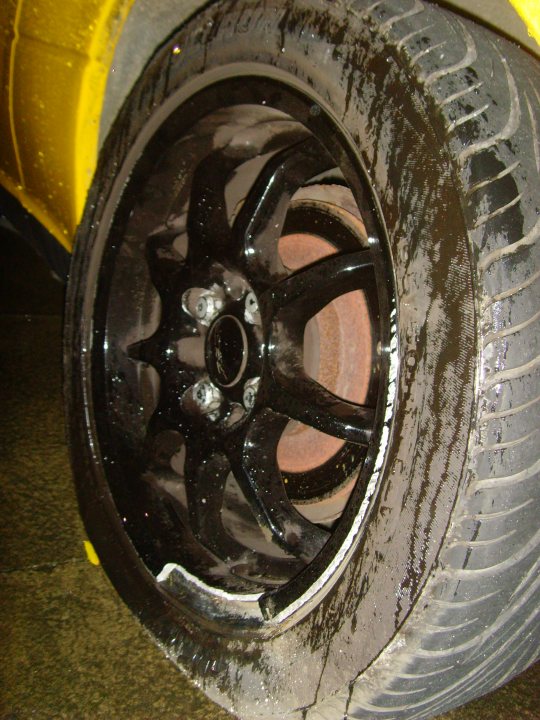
left=1, top=0, right=134, bottom=249
left=510, top=0, right=540, bottom=45
left=84, top=540, right=100, bottom=565
left=0, top=0, right=21, bottom=183
left=0, top=168, right=69, bottom=241
left=7, top=0, right=24, bottom=184
left=73, top=0, right=134, bottom=226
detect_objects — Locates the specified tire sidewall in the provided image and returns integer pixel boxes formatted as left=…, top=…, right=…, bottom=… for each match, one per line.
left=66, top=1, right=477, bottom=715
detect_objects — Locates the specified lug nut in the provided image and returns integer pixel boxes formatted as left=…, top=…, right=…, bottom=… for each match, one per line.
left=193, top=380, right=222, bottom=416
left=243, top=377, right=260, bottom=410
left=195, top=296, right=210, bottom=319
left=182, top=288, right=223, bottom=325
left=244, top=291, right=261, bottom=325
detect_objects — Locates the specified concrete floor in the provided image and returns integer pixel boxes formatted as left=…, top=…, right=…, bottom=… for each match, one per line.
left=0, top=231, right=538, bottom=718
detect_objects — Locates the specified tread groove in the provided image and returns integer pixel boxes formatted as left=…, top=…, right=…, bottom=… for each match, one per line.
left=447, top=103, right=490, bottom=134
left=410, top=40, right=446, bottom=63
left=464, top=498, right=534, bottom=521
left=409, top=611, right=540, bottom=717
left=451, top=528, right=540, bottom=575
left=411, top=585, right=540, bottom=655
left=439, top=81, right=484, bottom=109
left=474, top=431, right=539, bottom=454
left=483, top=307, right=540, bottom=346
left=480, top=393, right=540, bottom=422
left=421, top=617, right=478, bottom=632
left=467, top=159, right=520, bottom=196
left=481, top=267, right=540, bottom=309
left=459, top=49, right=520, bottom=165
left=473, top=192, right=522, bottom=228
left=473, top=456, right=540, bottom=490
left=430, top=590, right=499, bottom=608
left=448, top=530, right=516, bottom=549
left=380, top=0, right=424, bottom=31
left=509, top=555, right=540, bottom=602
left=482, top=352, right=540, bottom=390
left=478, top=215, right=540, bottom=272
left=396, top=24, right=434, bottom=51
left=524, top=89, right=540, bottom=173
left=422, top=21, right=476, bottom=87
left=394, top=666, right=454, bottom=680
left=351, top=0, right=385, bottom=20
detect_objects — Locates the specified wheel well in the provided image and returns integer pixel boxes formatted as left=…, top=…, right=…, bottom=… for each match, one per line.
left=99, top=0, right=214, bottom=147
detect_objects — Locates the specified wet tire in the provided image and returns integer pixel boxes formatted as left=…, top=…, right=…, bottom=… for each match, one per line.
left=65, top=1, right=540, bottom=718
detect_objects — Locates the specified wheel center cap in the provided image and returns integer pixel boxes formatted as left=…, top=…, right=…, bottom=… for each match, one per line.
left=207, top=315, right=248, bottom=387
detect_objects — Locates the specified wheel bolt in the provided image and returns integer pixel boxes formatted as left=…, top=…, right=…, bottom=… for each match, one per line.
left=193, top=380, right=222, bottom=416
left=244, top=291, right=261, bottom=325
left=182, top=288, right=222, bottom=325
left=243, top=377, right=260, bottom=410
left=195, top=296, right=209, bottom=318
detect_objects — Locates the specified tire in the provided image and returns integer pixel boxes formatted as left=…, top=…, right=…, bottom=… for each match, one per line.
left=65, top=1, right=540, bottom=718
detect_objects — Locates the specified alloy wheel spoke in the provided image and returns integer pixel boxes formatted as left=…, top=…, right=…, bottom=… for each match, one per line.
left=270, top=370, right=375, bottom=445
left=226, top=409, right=330, bottom=562
left=233, top=138, right=335, bottom=282
left=270, top=249, right=375, bottom=331
left=146, top=229, right=187, bottom=297
left=186, top=150, right=242, bottom=265
left=183, top=445, right=249, bottom=560
left=144, top=397, right=188, bottom=440
left=127, top=335, right=198, bottom=397
left=127, top=336, right=161, bottom=367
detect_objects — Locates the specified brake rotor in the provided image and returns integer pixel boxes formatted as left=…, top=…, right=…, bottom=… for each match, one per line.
left=276, top=187, right=373, bottom=521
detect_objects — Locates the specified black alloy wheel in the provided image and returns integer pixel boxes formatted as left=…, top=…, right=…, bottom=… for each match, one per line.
left=87, top=80, right=394, bottom=621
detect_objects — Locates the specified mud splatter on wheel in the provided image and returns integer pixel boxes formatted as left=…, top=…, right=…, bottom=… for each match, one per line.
left=66, top=1, right=540, bottom=718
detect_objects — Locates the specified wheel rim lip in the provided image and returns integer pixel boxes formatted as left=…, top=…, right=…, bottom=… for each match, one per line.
left=81, top=72, right=397, bottom=632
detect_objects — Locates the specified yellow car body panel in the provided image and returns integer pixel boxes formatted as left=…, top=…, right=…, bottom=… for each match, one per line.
left=0, top=0, right=538, bottom=251
left=0, top=0, right=133, bottom=249
left=0, top=1, right=19, bottom=189
left=511, top=0, right=540, bottom=45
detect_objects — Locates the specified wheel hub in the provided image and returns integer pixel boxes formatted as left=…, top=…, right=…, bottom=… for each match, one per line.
left=207, top=314, right=249, bottom=387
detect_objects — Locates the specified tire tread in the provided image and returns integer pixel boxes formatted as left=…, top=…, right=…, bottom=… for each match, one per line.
left=308, top=1, right=540, bottom=718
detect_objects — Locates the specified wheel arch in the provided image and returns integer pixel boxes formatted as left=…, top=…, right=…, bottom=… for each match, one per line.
left=98, top=0, right=215, bottom=149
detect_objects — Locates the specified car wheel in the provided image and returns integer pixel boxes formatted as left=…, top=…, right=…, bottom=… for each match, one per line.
left=65, top=1, right=540, bottom=718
